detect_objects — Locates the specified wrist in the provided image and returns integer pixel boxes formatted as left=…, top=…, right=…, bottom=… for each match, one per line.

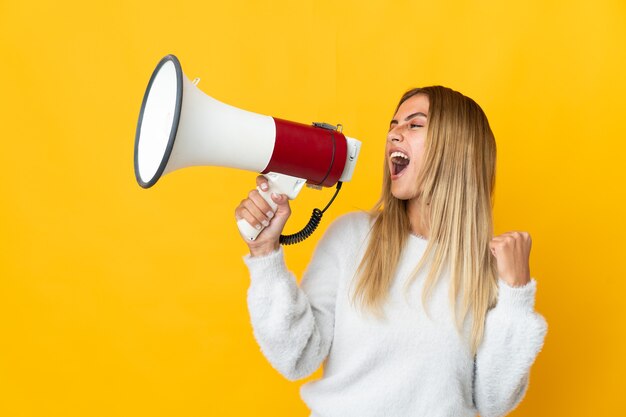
left=500, top=275, right=531, bottom=288
left=248, top=241, right=280, bottom=257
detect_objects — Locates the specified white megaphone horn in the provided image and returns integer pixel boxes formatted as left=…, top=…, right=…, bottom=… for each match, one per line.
left=134, top=54, right=361, bottom=243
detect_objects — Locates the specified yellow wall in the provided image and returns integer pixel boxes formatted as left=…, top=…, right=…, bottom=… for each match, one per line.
left=1, top=0, right=625, bottom=415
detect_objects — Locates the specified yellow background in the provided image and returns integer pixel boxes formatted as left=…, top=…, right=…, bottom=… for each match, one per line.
left=1, top=0, right=625, bottom=415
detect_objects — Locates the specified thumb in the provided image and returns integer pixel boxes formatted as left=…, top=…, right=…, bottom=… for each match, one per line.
left=489, top=239, right=497, bottom=257
left=268, top=193, right=291, bottom=228
left=271, top=193, right=290, bottom=212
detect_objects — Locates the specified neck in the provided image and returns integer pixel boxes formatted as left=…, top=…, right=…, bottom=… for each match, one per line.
left=407, top=197, right=430, bottom=238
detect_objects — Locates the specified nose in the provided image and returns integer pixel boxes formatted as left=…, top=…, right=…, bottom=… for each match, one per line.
left=387, top=125, right=403, bottom=143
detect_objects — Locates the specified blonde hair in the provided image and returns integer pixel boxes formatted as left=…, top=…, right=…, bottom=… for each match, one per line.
left=352, top=86, right=499, bottom=357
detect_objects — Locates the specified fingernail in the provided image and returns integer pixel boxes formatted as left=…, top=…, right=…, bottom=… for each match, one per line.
left=261, top=183, right=269, bottom=191
left=262, top=220, right=269, bottom=227
left=267, top=211, right=274, bottom=219
left=255, top=224, right=262, bottom=230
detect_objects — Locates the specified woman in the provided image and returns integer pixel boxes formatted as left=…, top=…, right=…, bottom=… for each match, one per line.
left=235, top=86, right=548, bottom=417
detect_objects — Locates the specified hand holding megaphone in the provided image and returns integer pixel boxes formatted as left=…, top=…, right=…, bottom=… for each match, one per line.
left=235, top=176, right=292, bottom=255
left=235, top=172, right=302, bottom=241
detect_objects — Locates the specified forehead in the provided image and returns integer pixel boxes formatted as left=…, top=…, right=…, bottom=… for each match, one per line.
left=395, top=93, right=429, bottom=117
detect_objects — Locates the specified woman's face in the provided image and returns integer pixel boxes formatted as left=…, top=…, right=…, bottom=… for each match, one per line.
left=386, top=93, right=429, bottom=200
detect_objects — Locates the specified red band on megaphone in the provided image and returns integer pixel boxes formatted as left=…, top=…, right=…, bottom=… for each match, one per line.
left=262, top=118, right=348, bottom=187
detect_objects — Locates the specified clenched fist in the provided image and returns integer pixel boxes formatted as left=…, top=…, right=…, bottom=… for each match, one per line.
left=489, top=231, right=532, bottom=288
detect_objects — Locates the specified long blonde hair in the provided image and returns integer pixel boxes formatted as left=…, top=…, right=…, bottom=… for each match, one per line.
left=352, top=86, right=499, bottom=356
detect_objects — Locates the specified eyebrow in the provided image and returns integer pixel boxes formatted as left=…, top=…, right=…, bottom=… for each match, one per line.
left=389, top=112, right=428, bottom=126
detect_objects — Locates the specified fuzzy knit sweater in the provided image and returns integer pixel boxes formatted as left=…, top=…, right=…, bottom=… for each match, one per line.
left=243, top=212, right=548, bottom=417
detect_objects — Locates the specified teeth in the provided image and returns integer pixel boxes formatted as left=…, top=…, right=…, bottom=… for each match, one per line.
left=390, top=151, right=410, bottom=160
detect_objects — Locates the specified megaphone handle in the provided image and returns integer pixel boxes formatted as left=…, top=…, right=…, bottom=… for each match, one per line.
left=237, top=173, right=306, bottom=241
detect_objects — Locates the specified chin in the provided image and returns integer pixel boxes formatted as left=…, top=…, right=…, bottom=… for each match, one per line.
left=390, top=181, right=422, bottom=201
left=390, top=187, right=412, bottom=201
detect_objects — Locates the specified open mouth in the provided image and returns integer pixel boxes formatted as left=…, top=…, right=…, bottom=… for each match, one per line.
left=390, top=151, right=410, bottom=176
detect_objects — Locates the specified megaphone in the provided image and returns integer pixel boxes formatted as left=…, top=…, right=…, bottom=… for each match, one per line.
left=134, top=54, right=361, bottom=242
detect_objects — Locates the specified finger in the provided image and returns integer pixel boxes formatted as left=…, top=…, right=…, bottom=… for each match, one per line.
left=236, top=206, right=264, bottom=231
left=235, top=200, right=252, bottom=221
left=515, top=231, right=532, bottom=244
left=256, top=175, right=270, bottom=192
left=241, top=198, right=271, bottom=227
left=490, top=239, right=511, bottom=257
left=492, top=234, right=516, bottom=247
left=248, top=189, right=275, bottom=219
left=490, top=237, right=506, bottom=249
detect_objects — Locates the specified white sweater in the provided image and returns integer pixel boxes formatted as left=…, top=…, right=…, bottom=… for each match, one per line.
left=243, top=212, right=548, bottom=417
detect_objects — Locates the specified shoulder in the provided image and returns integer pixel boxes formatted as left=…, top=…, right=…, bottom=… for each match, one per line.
left=326, top=210, right=372, bottom=236
left=318, top=211, right=373, bottom=249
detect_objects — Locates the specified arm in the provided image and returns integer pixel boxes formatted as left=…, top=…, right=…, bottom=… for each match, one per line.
left=243, top=217, right=347, bottom=381
left=473, top=278, right=548, bottom=417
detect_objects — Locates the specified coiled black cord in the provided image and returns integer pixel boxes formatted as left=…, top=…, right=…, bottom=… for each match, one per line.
left=279, top=182, right=343, bottom=245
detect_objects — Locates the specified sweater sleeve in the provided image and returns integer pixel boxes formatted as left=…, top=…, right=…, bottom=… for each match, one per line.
left=473, top=278, right=548, bottom=417
left=243, top=216, right=352, bottom=381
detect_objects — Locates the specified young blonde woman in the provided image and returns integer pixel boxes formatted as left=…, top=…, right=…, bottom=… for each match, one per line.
left=235, top=86, right=548, bottom=417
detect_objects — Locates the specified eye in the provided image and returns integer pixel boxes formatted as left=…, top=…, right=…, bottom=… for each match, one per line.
left=410, top=123, right=423, bottom=129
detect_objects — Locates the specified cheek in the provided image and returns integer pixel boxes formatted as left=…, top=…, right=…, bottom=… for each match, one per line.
left=412, top=138, right=427, bottom=165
